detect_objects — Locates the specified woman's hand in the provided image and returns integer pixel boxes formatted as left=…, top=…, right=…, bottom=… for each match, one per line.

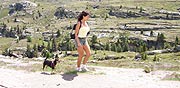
left=78, top=42, right=81, bottom=47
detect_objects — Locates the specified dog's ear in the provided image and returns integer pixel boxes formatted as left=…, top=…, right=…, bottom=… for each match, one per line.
left=55, top=54, right=59, bottom=58
left=55, top=58, right=59, bottom=61
left=57, top=59, right=61, bottom=63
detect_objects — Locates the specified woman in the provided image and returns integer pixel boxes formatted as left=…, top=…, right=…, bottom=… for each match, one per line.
left=75, top=11, right=91, bottom=71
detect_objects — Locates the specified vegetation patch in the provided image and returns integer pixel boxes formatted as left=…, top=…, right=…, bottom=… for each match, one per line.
left=163, top=72, right=180, bottom=81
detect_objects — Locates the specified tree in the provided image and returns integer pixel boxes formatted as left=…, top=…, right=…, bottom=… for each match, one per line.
left=175, top=36, right=179, bottom=47
left=58, top=42, right=62, bottom=51
left=142, top=43, right=147, bottom=52
left=52, top=38, right=57, bottom=52
left=37, top=10, right=42, bottom=17
left=117, top=39, right=121, bottom=44
left=120, top=36, right=129, bottom=52
left=94, top=50, right=97, bottom=54
left=16, top=36, right=19, bottom=43
left=141, top=52, right=148, bottom=60
left=14, top=18, right=17, bottom=22
left=156, top=33, right=166, bottom=49
left=141, top=30, right=143, bottom=34
left=104, top=14, right=109, bottom=20
left=145, top=53, right=148, bottom=60
left=65, top=50, right=67, bottom=56
left=166, top=14, right=169, bottom=19
left=111, top=43, right=117, bottom=52
left=119, top=5, right=122, bottom=9
left=26, top=44, right=33, bottom=58
left=128, top=11, right=132, bottom=16
left=7, top=19, right=9, bottom=23
left=153, top=54, right=157, bottom=61
left=2, top=22, right=7, bottom=29
left=123, top=42, right=129, bottom=52
left=46, top=51, right=51, bottom=59
left=41, top=48, right=47, bottom=57
left=68, top=41, right=75, bottom=51
left=91, top=35, right=98, bottom=48
left=17, top=25, right=21, bottom=34
left=47, top=41, right=51, bottom=52
left=33, top=44, right=38, bottom=57
left=164, top=42, right=171, bottom=49
left=117, top=44, right=122, bottom=52
left=157, top=33, right=165, bottom=42
left=56, top=29, right=61, bottom=37
left=105, top=42, right=111, bottom=51
left=150, top=30, right=153, bottom=36
left=23, top=26, right=26, bottom=30
left=139, top=7, right=143, bottom=13
left=160, top=33, right=165, bottom=41
left=91, top=35, right=97, bottom=44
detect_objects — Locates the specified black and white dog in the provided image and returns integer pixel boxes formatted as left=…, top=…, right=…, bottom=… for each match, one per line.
left=43, top=58, right=59, bottom=71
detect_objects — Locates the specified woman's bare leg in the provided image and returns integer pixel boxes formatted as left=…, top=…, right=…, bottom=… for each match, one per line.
left=77, top=45, right=84, bottom=67
left=82, top=44, right=91, bottom=65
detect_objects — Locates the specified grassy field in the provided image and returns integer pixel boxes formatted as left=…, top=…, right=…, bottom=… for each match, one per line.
left=0, top=8, right=9, bottom=19
left=0, top=49, right=179, bottom=81
left=0, top=50, right=179, bottom=73
left=88, top=51, right=180, bottom=71
left=0, top=37, right=14, bottom=54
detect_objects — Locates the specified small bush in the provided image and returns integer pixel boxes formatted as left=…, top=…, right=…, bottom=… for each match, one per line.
left=163, top=72, right=180, bottom=81
left=144, top=65, right=151, bottom=73
left=153, top=55, right=160, bottom=62
left=141, top=53, right=148, bottom=60
left=27, top=36, right=32, bottom=42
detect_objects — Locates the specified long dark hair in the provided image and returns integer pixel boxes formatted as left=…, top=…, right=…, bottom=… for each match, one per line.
left=78, top=11, right=89, bottom=22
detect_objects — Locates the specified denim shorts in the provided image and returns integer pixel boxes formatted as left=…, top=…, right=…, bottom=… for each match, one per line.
left=75, top=38, right=87, bottom=47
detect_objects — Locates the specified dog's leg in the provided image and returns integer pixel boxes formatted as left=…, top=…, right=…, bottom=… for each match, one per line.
left=51, top=69, right=54, bottom=74
left=51, top=67, right=55, bottom=74
left=43, top=63, right=46, bottom=71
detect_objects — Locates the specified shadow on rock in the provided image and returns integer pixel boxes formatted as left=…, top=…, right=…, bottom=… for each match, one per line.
left=41, top=72, right=54, bottom=75
left=61, top=71, right=78, bottom=81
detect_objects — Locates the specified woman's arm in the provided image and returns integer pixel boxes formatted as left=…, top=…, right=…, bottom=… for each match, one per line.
left=75, top=21, right=81, bottom=46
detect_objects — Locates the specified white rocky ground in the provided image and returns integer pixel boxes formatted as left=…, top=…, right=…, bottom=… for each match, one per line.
left=0, top=55, right=179, bottom=88
left=0, top=66, right=179, bottom=88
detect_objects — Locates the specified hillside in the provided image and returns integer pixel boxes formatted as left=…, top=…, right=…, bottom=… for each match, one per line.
left=0, top=0, right=180, bottom=87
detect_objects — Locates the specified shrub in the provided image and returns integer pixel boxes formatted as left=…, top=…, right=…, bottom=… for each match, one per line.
left=27, top=36, right=32, bottom=42
left=141, top=53, right=148, bottom=60
left=144, top=65, right=151, bottom=73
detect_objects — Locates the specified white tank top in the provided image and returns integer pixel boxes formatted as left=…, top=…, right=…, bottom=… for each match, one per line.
left=78, top=22, right=90, bottom=38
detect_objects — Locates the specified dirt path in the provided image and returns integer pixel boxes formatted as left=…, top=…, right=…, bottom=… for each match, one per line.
left=0, top=66, right=180, bottom=88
